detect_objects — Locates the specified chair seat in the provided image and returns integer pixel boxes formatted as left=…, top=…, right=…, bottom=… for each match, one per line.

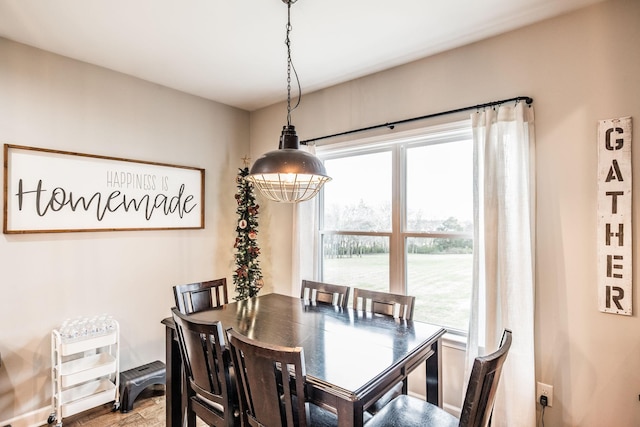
left=367, top=330, right=512, bottom=427
left=367, top=381, right=403, bottom=414
left=307, top=403, right=340, bottom=427
left=291, top=394, right=373, bottom=426
left=365, top=395, right=458, bottom=427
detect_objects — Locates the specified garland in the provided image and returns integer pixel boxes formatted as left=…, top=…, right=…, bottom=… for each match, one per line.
left=233, top=166, right=264, bottom=300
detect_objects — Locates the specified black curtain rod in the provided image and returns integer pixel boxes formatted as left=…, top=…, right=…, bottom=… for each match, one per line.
left=300, top=96, right=533, bottom=145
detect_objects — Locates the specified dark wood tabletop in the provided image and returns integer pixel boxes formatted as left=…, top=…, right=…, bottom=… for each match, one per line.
left=162, top=292, right=445, bottom=427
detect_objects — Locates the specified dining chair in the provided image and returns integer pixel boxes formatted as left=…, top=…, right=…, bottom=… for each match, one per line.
left=227, top=327, right=355, bottom=427
left=365, top=329, right=513, bottom=427
left=352, top=287, right=415, bottom=320
left=352, top=287, right=416, bottom=414
left=300, top=279, right=351, bottom=309
left=174, top=278, right=229, bottom=314
left=171, top=307, right=239, bottom=427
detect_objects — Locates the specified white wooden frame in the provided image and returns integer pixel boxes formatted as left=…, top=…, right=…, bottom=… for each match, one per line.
left=3, top=144, right=205, bottom=233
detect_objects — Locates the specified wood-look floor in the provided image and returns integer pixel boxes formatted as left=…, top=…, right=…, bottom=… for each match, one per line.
left=41, top=386, right=206, bottom=427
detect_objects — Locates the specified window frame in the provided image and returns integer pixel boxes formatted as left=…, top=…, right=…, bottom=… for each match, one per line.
left=315, top=120, right=473, bottom=332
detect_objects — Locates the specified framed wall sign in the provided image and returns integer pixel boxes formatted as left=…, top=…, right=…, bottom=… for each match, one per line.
left=3, top=144, right=205, bottom=233
left=597, top=117, right=632, bottom=315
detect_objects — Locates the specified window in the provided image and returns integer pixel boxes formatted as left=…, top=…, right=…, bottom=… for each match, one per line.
left=316, top=121, right=473, bottom=332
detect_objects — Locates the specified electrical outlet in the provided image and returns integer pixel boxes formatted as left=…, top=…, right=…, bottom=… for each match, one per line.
left=537, top=382, right=554, bottom=407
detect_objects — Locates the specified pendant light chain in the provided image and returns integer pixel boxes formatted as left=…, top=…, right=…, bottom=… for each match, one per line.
left=245, top=0, right=330, bottom=204
left=285, top=2, right=292, bottom=126
left=285, top=0, right=300, bottom=127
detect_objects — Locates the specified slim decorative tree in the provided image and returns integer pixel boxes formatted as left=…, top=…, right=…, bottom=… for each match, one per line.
left=233, top=162, right=264, bottom=300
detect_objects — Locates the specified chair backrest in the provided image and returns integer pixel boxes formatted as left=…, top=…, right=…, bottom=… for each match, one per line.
left=459, top=329, right=513, bottom=427
left=227, top=328, right=310, bottom=427
left=174, top=278, right=229, bottom=314
left=170, top=307, right=238, bottom=426
left=300, top=279, right=350, bottom=309
left=352, top=288, right=415, bottom=320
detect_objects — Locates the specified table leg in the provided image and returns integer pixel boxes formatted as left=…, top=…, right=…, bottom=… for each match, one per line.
left=336, top=399, right=364, bottom=427
left=425, top=338, right=442, bottom=407
left=165, top=326, right=183, bottom=427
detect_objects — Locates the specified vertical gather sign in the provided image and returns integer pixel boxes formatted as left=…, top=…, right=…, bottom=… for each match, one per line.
left=597, top=117, right=632, bottom=315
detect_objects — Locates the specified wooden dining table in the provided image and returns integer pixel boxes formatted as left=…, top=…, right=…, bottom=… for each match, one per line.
left=161, top=293, right=445, bottom=427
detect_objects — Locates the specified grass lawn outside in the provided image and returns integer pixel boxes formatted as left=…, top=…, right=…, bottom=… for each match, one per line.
left=323, top=253, right=472, bottom=331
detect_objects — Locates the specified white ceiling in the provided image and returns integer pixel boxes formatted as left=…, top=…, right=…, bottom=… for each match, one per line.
left=0, top=0, right=604, bottom=111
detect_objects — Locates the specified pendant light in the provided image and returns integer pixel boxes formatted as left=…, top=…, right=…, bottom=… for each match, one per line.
left=246, top=0, right=331, bottom=203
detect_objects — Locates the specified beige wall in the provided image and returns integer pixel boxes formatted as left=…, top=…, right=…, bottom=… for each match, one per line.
left=0, top=39, right=249, bottom=426
left=1, top=0, right=638, bottom=425
left=250, top=0, right=640, bottom=425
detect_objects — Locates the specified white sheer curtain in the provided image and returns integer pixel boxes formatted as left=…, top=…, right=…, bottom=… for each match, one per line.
left=291, top=144, right=320, bottom=295
left=466, top=101, right=536, bottom=426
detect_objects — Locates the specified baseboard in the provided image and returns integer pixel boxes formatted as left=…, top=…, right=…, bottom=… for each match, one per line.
left=0, top=406, right=51, bottom=427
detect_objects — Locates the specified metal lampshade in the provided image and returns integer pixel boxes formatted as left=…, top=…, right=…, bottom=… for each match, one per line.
left=247, top=125, right=331, bottom=203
